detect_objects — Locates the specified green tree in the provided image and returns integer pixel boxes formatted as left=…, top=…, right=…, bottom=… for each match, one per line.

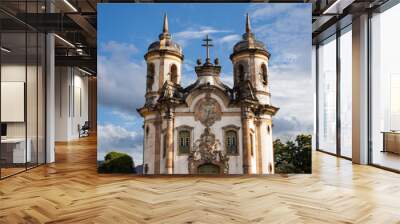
left=274, top=134, right=312, bottom=174
left=98, top=151, right=135, bottom=173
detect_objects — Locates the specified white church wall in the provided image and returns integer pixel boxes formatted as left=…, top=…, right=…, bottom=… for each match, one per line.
left=143, top=92, right=274, bottom=174
left=227, top=127, right=243, bottom=174
left=143, top=120, right=156, bottom=174
left=261, top=120, right=274, bottom=174
left=160, top=132, right=166, bottom=174
left=253, top=57, right=270, bottom=90
left=146, top=55, right=184, bottom=92
left=173, top=92, right=244, bottom=174
left=151, top=58, right=160, bottom=91
left=250, top=131, right=258, bottom=174
left=163, top=56, right=182, bottom=84
left=247, top=119, right=258, bottom=174
left=254, top=57, right=271, bottom=105
left=188, top=92, right=238, bottom=113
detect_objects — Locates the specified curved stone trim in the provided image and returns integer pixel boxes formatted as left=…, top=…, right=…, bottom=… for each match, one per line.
left=144, top=49, right=184, bottom=61
left=222, top=124, right=241, bottom=131
left=175, top=125, right=194, bottom=131
left=185, top=88, right=231, bottom=109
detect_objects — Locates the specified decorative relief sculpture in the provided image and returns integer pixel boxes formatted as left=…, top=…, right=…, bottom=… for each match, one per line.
left=194, top=94, right=222, bottom=127
left=188, top=128, right=229, bottom=174
left=164, top=83, right=174, bottom=99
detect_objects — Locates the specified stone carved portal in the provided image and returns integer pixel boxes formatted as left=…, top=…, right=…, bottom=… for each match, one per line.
left=188, top=128, right=229, bottom=174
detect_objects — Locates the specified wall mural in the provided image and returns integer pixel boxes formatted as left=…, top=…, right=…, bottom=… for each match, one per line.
left=97, top=3, right=312, bottom=175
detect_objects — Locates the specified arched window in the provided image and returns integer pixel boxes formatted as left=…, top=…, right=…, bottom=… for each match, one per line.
left=261, top=63, right=268, bottom=85
left=146, top=63, right=155, bottom=92
left=238, top=64, right=245, bottom=82
left=178, top=130, right=191, bottom=154
left=267, top=125, right=270, bottom=135
left=170, top=64, right=178, bottom=84
left=225, top=130, right=238, bottom=155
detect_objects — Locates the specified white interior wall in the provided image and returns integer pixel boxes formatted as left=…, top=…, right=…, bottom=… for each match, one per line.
left=1, top=63, right=46, bottom=164
left=1, top=65, right=30, bottom=138
left=55, top=67, right=89, bottom=141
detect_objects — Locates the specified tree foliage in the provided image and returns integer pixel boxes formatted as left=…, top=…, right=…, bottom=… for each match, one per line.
left=274, top=134, right=312, bottom=174
left=98, top=151, right=135, bottom=173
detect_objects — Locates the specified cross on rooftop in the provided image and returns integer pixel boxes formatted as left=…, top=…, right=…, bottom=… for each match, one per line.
left=201, top=34, right=213, bottom=60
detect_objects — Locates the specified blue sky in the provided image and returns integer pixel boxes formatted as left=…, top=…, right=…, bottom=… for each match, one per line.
left=97, top=3, right=312, bottom=164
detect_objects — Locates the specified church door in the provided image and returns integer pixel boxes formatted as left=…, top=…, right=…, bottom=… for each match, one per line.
left=198, top=163, right=220, bottom=175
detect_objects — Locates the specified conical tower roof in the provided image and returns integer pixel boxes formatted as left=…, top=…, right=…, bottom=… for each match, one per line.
left=231, top=14, right=270, bottom=59
left=146, top=13, right=183, bottom=58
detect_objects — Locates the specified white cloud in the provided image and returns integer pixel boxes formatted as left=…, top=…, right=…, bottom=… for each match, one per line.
left=248, top=4, right=311, bottom=75
left=99, top=123, right=139, bottom=141
left=98, top=41, right=146, bottom=164
left=181, top=59, right=197, bottom=86
left=98, top=41, right=146, bottom=114
left=173, top=26, right=231, bottom=46
left=102, top=41, right=138, bottom=57
left=111, top=110, right=137, bottom=124
left=243, top=4, right=314, bottom=140
left=249, top=4, right=295, bottom=21
left=98, top=123, right=143, bottom=164
left=273, top=116, right=313, bottom=142
left=269, top=69, right=314, bottom=140
left=220, top=73, right=233, bottom=88
left=215, top=34, right=241, bottom=46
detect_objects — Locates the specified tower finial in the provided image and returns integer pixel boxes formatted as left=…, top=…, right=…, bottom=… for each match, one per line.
left=246, top=13, right=251, bottom=33
left=201, top=34, right=213, bottom=65
left=163, top=13, right=169, bottom=33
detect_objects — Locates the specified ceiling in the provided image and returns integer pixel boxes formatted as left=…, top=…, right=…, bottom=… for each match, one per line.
left=1, top=0, right=396, bottom=74
left=311, top=0, right=391, bottom=44
left=0, top=0, right=98, bottom=74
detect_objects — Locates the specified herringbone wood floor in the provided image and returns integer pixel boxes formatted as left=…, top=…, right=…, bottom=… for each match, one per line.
left=1, top=135, right=400, bottom=224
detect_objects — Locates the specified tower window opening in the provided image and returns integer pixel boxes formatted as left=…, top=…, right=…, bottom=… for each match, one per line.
left=170, top=64, right=178, bottom=84
left=261, top=63, right=268, bottom=85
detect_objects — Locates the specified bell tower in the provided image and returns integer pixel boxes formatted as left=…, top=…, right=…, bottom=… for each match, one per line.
left=230, top=14, right=278, bottom=174
left=144, top=13, right=184, bottom=106
left=230, top=14, right=271, bottom=105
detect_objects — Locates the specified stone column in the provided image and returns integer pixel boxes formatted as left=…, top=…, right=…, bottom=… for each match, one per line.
left=154, top=117, right=162, bottom=174
left=165, top=110, right=174, bottom=174
left=255, top=118, right=263, bottom=174
left=241, top=107, right=253, bottom=174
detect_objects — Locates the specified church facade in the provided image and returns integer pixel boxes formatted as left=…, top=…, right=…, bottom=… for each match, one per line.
left=138, top=14, right=279, bottom=175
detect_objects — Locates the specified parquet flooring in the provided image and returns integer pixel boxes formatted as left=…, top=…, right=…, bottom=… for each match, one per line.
left=1, top=135, right=400, bottom=223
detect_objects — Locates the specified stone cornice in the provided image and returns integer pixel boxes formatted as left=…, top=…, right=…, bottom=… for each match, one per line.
left=144, top=49, right=184, bottom=61
left=175, top=125, right=194, bottom=131
left=195, top=64, right=221, bottom=76
left=230, top=48, right=271, bottom=61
